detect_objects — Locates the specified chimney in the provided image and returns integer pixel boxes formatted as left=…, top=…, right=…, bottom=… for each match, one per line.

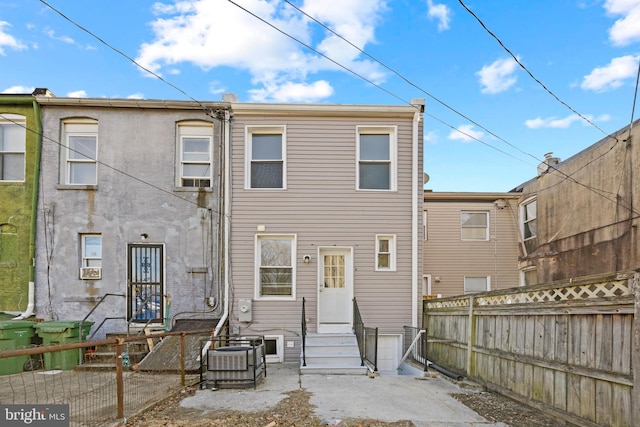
left=537, top=152, right=560, bottom=176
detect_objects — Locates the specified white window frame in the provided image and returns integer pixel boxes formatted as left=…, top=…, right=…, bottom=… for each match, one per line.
left=520, top=267, right=537, bottom=287
left=63, top=120, right=98, bottom=185
left=177, top=121, right=213, bottom=188
left=81, top=234, right=102, bottom=267
left=254, top=234, right=296, bottom=301
left=375, top=234, right=396, bottom=271
left=520, top=197, right=537, bottom=242
left=461, top=211, right=489, bottom=241
left=423, top=210, right=428, bottom=240
left=464, top=276, right=490, bottom=294
left=0, top=114, right=26, bottom=182
left=356, top=126, right=397, bottom=191
left=263, top=335, right=284, bottom=363
left=245, top=126, right=286, bottom=190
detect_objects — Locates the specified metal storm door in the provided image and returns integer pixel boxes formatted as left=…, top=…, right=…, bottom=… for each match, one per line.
left=128, top=244, right=164, bottom=323
left=318, top=248, right=353, bottom=333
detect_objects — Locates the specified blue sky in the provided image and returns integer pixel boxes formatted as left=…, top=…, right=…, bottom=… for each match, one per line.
left=1, top=0, right=639, bottom=192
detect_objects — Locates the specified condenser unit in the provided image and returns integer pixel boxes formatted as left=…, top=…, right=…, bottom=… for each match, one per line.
left=206, top=339, right=265, bottom=389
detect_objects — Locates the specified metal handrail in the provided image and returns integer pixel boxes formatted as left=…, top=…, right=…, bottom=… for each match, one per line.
left=400, top=326, right=428, bottom=371
left=80, top=293, right=126, bottom=340
left=126, top=292, right=163, bottom=335
left=301, top=297, right=307, bottom=367
left=352, top=298, right=377, bottom=372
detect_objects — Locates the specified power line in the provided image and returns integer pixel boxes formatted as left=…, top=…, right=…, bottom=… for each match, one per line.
left=457, top=0, right=617, bottom=142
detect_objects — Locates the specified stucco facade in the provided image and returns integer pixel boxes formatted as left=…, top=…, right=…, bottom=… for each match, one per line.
left=34, top=97, right=228, bottom=338
left=513, top=119, right=640, bottom=283
left=0, top=92, right=42, bottom=315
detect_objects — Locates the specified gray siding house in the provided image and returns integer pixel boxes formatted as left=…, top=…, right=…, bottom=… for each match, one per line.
left=34, top=97, right=229, bottom=338
left=513, top=119, right=640, bottom=283
left=226, top=99, right=425, bottom=368
left=423, top=192, right=521, bottom=298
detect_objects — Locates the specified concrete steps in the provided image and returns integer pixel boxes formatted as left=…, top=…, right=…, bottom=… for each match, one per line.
left=76, top=332, right=149, bottom=371
left=300, top=333, right=368, bottom=375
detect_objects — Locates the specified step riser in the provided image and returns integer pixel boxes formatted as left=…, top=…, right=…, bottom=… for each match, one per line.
left=300, top=333, right=366, bottom=375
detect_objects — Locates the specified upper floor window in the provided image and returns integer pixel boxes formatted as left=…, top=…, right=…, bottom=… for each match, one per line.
left=178, top=122, right=213, bottom=188
left=0, top=115, right=26, bottom=182
left=357, top=126, right=397, bottom=191
left=63, top=120, right=98, bottom=185
left=464, top=276, right=490, bottom=294
left=375, top=234, right=396, bottom=271
left=246, top=126, right=286, bottom=189
left=461, top=211, right=489, bottom=240
left=520, top=198, right=537, bottom=253
left=255, top=234, right=295, bottom=299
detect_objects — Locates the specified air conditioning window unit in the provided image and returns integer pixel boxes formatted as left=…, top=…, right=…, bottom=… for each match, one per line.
left=80, top=267, right=102, bottom=280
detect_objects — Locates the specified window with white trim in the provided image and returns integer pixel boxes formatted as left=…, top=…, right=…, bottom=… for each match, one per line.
left=520, top=198, right=537, bottom=253
left=375, top=234, right=396, bottom=271
left=0, top=115, right=26, bottom=181
left=178, top=121, right=213, bottom=187
left=357, top=126, right=396, bottom=190
left=461, top=211, right=489, bottom=240
left=520, top=267, right=537, bottom=287
left=63, top=120, right=98, bottom=185
left=246, top=126, right=286, bottom=189
left=464, top=276, right=490, bottom=294
left=256, top=235, right=295, bottom=299
left=81, top=234, right=102, bottom=267
left=263, top=335, right=284, bottom=363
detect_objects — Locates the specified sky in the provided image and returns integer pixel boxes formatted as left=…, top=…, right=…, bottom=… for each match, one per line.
left=1, top=0, right=639, bottom=192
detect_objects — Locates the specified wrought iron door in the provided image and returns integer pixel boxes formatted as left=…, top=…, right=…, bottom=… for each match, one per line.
left=127, top=244, right=163, bottom=322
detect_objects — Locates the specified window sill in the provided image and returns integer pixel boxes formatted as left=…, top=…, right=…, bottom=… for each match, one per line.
left=173, top=187, right=213, bottom=192
left=56, top=184, right=99, bottom=191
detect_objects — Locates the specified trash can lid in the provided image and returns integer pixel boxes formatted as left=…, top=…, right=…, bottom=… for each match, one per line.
left=0, top=320, right=36, bottom=329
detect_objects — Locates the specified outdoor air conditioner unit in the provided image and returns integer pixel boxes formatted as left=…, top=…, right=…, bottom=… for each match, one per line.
left=80, top=267, right=102, bottom=280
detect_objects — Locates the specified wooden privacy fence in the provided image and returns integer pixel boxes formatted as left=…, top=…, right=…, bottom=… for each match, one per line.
left=423, top=271, right=640, bottom=427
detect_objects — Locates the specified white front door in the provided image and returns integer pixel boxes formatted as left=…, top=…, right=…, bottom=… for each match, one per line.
left=317, top=248, right=353, bottom=333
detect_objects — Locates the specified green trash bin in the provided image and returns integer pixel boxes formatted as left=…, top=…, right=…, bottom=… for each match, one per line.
left=0, top=320, right=36, bottom=375
left=34, top=321, right=94, bottom=370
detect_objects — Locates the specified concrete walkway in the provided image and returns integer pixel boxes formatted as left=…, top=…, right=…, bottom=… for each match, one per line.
left=181, top=363, right=508, bottom=426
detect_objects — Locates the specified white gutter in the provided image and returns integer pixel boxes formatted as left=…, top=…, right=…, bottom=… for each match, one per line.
left=214, top=109, right=232, bottom=337
left=13, top=281, right=35, bottom=320
left=411, top=99, right=424, bottom=328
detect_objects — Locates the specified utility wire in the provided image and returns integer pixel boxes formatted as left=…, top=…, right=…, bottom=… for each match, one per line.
left=457, top=0, right=616, bottom=141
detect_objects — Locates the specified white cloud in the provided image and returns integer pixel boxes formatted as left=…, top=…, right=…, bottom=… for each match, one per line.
left=426, top=0, right=451, bottom=31
left=67, top=90, right=87, bottom=98
left=604, top=0, right=640, bottom=46
left=136, top=0, right=386, bottom=102
left=581, top=54, right=640, bottom=91
left=0, top=21, right=27, bottom=55
left=2, top=85, right=35, bottom=94
left=524, top=113, right=610, bottom=129
left=476, top=57, right=519, bottom=94
left=448, top=124, right=484, bottom=142
left=424, top=130, right=439, bottom=145
left=127, top=93, right=145, bottom=99
left=45, top=29, right=75, bottom=44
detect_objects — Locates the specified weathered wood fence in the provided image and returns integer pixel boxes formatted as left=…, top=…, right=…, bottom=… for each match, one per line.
left=423, top=271, right=640, bottom=427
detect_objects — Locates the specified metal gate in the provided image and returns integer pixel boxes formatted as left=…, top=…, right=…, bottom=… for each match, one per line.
left=127, top=244, right=163, bottom=322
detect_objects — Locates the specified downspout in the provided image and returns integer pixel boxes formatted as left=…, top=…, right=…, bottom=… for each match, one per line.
left=214, top=108, right=231, bottom=337
left=15, top=99, right=42, bottom=319
left=411, top=100, right=424, bottom=328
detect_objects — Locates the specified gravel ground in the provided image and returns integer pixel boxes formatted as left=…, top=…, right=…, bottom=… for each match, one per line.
left=125, top=384, right=561, bottom=426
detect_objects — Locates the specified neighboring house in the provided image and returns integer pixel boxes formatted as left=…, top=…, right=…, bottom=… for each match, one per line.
left=226, top=98, right=425, bottom=367
left=512, top=118, right=640, bottom=283
left=423, top=191, right=521, bottom=298
left=0, top=89, right=50, bottom=317
left=34, top=96, right=229, bottom=338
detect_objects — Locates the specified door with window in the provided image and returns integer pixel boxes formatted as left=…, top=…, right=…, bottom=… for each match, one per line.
left=318, top=248, right=353, bottom=333
left=128, top=244, right=164, bottom=323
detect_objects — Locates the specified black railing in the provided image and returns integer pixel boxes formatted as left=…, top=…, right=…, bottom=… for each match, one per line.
left=80, top=293, right=126, bottom=340
left=402, top=326, right=428, bottom=371
left=301, top=297, right=307, bottom=367
left=353, top=298, right=377, bottom=372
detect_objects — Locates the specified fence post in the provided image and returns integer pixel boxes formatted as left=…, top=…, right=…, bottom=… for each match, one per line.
left=180, top=332, right=186, bottom=387
left=633, top=273, right=640, bottom=426
left=466, top=295, right=475, bottom=377
left=115, top=338, right=124, bottom=419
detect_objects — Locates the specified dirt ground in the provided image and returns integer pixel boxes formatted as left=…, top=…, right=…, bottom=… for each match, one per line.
left=126, top=385, right=561, bottom=427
